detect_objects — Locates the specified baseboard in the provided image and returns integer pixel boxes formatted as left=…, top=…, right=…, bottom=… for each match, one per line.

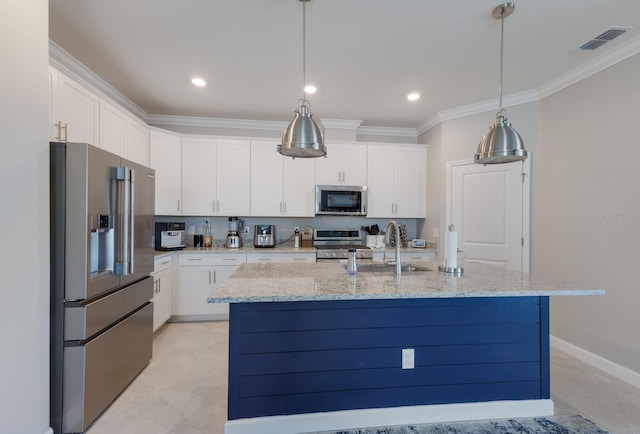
left=169, top=313, right=229, bottom=322
left=224, top=399, right=554, bottom=434
left=550, top=335, right=640, bottom=389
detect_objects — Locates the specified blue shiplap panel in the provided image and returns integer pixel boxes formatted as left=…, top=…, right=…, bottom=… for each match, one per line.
left=238, top=323, right=541, bottom=354
left=238, top=304, right=540, bottom=332
left=227, top=297, right=549, bottom=421
left=239, top=362, right=541, bottom=397
left=238, top=342, right=540, bottom=376
left=235, top=381, right=542, bottom=419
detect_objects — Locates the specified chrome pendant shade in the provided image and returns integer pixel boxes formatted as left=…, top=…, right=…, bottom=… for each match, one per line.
left=279, top=102, right=325, bottom=158
left=278, top=0, right=326, bottom=159
left=475, top=2, right=527, bottom=165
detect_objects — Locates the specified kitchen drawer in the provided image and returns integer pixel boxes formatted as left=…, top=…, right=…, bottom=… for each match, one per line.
left=246, top=252, right=316, bottom=264
left=178, top=252, right=247, bottom=266
left=154, top=256, right=173, bottom=273
left=404, top=251, right=436, bottom=262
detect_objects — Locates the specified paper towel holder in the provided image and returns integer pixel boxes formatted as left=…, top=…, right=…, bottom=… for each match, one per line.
left=438, top=263, right=464, bottom=275
left=439, top=224, right=464, bottom=275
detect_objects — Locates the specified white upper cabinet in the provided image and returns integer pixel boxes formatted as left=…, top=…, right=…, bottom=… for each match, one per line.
left=125, top=117, right=150, bottom=166
left=216, top=139, right=251, bottom=216
left=315, top=142, right=367, bottom=186
left=367, top=144, right=426, bottom=218
left=251, top=141, right=316, bottom=217
left=49, top=67, right=99, bottom=145
left=181, top=138, right=250, bottom=216
left=99, top=98, right=150, bottom=165
left=99, top=99, right=127, bottom=156
left=150, top=129, right=182, bottom=215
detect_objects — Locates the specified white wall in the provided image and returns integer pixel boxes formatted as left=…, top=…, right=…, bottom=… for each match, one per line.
left=0, top=1, right=51, bottom=434
left=422, top=52, right=640, bottom=375
left=536, top=53, right=640, bottom=372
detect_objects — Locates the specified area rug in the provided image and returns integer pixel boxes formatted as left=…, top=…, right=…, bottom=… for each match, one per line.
left=312, top=415, right=607, bottom=434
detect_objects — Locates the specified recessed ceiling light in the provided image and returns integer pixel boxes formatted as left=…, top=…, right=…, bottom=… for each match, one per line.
left=191, top=78, right=206, bottom=87
left=304, top=85, right=317, bottom=94
left=407, top=93, right=420, bottom=101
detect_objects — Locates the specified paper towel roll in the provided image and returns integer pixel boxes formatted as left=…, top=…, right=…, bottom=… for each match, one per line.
left=444, top=225, right=458, bottom=269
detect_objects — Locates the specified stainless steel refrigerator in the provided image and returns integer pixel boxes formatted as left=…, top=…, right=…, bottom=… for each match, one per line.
left=50, top=142, right=155, bottom=433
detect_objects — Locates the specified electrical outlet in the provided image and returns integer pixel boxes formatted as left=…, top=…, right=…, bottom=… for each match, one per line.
left=432, top=227, right=439, bottom=238
left=402, top=348, right=415, bottom=369
left=243, top=226, right=250, bottom=234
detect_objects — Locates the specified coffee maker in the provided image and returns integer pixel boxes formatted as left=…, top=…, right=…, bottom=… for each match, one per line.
left=225, top=217, right=244, bottom=248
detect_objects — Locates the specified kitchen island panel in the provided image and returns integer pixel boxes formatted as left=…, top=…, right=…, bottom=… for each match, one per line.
left=227, top=296, right=550, bottom=420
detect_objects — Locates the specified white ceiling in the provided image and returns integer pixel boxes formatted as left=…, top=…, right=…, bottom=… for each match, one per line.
left=49, top=0, right=640, bottom=131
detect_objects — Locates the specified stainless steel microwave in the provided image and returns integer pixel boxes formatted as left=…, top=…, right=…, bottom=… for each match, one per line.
left=316, top=185, right=367, bottom=216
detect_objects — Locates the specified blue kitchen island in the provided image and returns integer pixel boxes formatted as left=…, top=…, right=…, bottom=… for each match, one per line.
left=208, top=261, right=603, bottom=434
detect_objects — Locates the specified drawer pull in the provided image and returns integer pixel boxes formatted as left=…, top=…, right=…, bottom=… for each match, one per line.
left=188, top=258, right=203, bottom=261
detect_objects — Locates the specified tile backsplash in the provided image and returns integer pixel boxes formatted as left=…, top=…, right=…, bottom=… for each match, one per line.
left=156, top=215, right=425, bottom=247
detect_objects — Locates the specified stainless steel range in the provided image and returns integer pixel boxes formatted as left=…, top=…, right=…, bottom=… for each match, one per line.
left=314, top=228, right=372, bottom=261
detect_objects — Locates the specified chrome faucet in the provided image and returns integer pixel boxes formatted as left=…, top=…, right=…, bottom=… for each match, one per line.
left=385, top=220, right=402, bottom=275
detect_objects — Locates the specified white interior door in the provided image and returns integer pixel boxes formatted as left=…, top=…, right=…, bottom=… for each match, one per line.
left=447, top=159, right=530, bottom=272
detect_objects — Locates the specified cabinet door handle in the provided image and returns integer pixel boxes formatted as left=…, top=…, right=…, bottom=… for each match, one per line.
left=223, top=258, right=236, bottom=262
left=342, top=170, right=346, bottom=183
left=293, top=258, right=307, bottom=261
left=217, top=200, right=220, bottom=213
left=177, top=199, right=181, bottom=212
left=55, top=122, right=61, bottom=141
left=209, top=271, right=212, bottom=284
left=161, top=260, right=170, bottom=265
left=259, top=258, right=271, bottom=261
left=188, top=258, right=203, bottom=261
left=61, top=123, right=68, bottom=142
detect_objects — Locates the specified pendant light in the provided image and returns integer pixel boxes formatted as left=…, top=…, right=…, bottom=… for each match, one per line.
left=278, top=0, right=326, bottom=159
left=475, top=2, right=527, bottom=165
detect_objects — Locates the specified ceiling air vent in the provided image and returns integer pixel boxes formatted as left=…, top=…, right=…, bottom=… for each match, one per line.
left=580, top=27, right=628, bottom=50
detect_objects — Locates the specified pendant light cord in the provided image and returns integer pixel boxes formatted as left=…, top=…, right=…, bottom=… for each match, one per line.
left=498, top=7, right=505, bottom=115
left=301, top=0, right=307, bottom=105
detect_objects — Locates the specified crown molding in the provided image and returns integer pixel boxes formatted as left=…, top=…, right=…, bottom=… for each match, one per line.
left=537, top=34, right=640, bottom=99
left=147, top=114, right=287, bottom=131
left=49, top=41, right=148, bottom=121
left=320, top=118, right=363, bottom=130
left=358, top=125, right=418, bottom=138
left=419, top=35, right=640, bottom=135
left=51, top=32, right=640, bottom=139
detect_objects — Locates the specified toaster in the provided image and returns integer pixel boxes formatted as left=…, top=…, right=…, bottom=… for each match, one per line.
left=254, top=224, right=276, bottom=247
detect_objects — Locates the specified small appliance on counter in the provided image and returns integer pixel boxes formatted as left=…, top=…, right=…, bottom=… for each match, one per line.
left=254, top=224, right=276, bottom=247
left=155, top=222, right=186, bottom=251
left=300, top=226, right=314, bottom=247
left=226, top=217, right=244, bottom=248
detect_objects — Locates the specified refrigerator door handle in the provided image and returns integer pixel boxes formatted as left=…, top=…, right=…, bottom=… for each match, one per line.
left=112, top=167, right=133, bottom=275
left=128, top=167, right=135, bottom=274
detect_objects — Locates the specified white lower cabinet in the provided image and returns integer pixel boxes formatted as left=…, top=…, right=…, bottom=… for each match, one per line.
left=176, top=253, right=246, bottom=317
left=372, top=249, right=436, bottom=263
left=152, top=256, right=173, bottom=332
left=246, top=251, right=317, bottom=264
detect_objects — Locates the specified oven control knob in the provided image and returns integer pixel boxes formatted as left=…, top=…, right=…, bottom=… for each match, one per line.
left=331, top=253, right=337, bottom=258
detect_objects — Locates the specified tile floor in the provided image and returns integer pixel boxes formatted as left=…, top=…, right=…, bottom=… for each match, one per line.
left=87, top=321, right=640, bottom=434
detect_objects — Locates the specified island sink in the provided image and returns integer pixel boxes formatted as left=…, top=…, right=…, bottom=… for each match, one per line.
left=341, top=263, right=431, bottom=273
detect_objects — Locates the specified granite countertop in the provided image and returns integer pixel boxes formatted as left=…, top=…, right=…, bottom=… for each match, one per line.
left=208, top=260, right=604, bottom=303
left=155, top=244, right=436, bottom=257
left=154, top=243, right=316, bottom=256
